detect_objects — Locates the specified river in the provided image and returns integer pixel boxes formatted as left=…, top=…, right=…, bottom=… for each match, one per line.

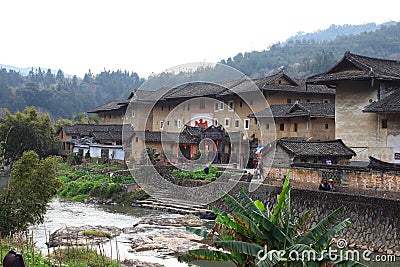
left=30, top=198, right=234, bottom=267
left=29, top=198, right=399, bottom=267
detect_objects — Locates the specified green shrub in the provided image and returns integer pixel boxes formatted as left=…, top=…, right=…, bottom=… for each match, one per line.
left=82, top=230, right=111, bottom=239
left=71, top=194, right=89, bottom=202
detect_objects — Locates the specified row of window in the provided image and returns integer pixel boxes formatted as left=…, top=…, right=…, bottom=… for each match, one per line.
left=159, top=118, right=251, bottom=130
left=275, top=122, right=330, bottom=132
left=286, top=98, right=331, bottom=104
left=160, top=119, right=182, bottom=129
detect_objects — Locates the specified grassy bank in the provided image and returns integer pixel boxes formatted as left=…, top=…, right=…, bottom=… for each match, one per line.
left=57, top=162, right=148, bottom=205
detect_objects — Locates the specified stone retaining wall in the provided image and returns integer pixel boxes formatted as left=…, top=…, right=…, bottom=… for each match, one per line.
left=211, top=181, right=400, bottom=256
left=265, top=165, right=400, bottom=198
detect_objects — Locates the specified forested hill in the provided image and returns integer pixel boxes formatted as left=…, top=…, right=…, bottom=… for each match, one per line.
left=0, top=68, right=144, bottom=119
left=220, top=22, right=400, bottom=78
left=1, top=22, right=400, bottom=119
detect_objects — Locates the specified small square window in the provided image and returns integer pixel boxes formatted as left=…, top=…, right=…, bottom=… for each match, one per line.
left=235, top=119, right=239, bottom=128
left=214, top=118, right=219, bottom=126
left=280, top=123, right=285, bottom=131
left=325, top=123, right=329, bottom=129
left=220, top=102, right=224, bottom=110
left=225, top=118, right=230, bottom=127
left=240, top=101, right=243, bottom=107
left=177, top=119, right=181, bottom=128
left=228, top=101, right=234, bottom=111
left=287, top=98, right=291, bottom=104
left=160, top=121, right=164, bottom=129
left=187, top=103, right=190, bottom=111
left=266, top=123, right=270, bottom=130
left=323, top=99, right=330, bottom=103
left=294, top=123, right=298, bottom=132
left=244, top=119, right=250, bottom=130
left=382, top=119, right=388, bottom=129
left=131, top=110, right=135, bottom=117
left=167, top=120, right=170, bottom=126
left=215, top=102, right=219, bottom=112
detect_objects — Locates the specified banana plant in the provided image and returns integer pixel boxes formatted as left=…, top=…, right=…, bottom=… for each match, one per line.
left=179, top=171, right=366, bottom=267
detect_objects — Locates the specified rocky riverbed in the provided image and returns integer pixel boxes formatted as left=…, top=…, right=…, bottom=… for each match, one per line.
left=46, top=213, right=206, bottom=266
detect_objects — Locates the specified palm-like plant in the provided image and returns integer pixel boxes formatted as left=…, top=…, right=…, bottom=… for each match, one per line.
left=179, top=172, right=365, bottom=267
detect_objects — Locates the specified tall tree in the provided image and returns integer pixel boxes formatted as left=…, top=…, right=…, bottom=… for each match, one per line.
left=0, top=107, right=56, bottom=162
left=0, top=151, right=61, bottom=237
left=56, top=69, right=65, bottom=81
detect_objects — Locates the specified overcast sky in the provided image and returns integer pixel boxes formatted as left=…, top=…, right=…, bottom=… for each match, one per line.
left=1, top=0, right=399, bottom=78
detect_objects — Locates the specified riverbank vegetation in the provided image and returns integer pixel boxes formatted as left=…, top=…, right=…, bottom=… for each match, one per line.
left=0, top=235, right=119, bottom=267
left=172, top=166, right=219, bottom=181
left=56, top=161, right=149, bottom=205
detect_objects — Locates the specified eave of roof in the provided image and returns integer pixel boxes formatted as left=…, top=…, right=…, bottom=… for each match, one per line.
left=363, top=89, right=400, bottom=113
left=307, top=52, right=400, bottom=85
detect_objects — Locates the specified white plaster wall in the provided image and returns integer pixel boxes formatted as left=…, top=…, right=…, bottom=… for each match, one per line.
left=90, top=147, right=102, bottom=158
left=336, top=81, right=378, bottom=161
left=109, top=148, right=124, bottom=160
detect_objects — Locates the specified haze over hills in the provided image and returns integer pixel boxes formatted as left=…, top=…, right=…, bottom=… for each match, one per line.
left=0, top=21, right=400, bottom=120
left=283, top=21, right=398, bottom=44
left=220, top=21, right=400, bottom=78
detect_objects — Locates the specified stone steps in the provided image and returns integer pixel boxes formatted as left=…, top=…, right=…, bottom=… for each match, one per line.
left=133, top=195, right=216, bottom=219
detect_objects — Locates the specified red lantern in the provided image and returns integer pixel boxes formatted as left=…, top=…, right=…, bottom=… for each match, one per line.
left=216, top=140, right=220, bottom=146
left=183, top=144, right=187, bottom=149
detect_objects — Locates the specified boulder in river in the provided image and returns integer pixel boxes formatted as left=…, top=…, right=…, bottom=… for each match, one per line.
left=47, top=225, right=121, bottom=247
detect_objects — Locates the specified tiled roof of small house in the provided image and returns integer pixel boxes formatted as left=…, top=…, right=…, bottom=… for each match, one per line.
left=135, top=130, right=199, bottom=144
left=278, top=138, right=356, bottom=158
left=135, top=125, right=242, bottom=144
left=307, top=52, right=400, bottom=85
left=367, top=156, right=400, bottom=170
left=363, top=89, right=400, bottom=113
left=63, top=124, right=123, bottom=142
left=253, top=70, right=335, bottom=94
left=249, top=102, right=335, bottom=119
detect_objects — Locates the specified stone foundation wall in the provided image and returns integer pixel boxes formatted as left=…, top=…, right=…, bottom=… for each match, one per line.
left=211, top=181, right=400, bottom=256
left=264, top=164, right=400, bottom=196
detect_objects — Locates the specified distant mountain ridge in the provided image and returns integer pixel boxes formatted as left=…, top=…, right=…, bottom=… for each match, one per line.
left=0, top=64, right=73, bottom=78
left=220, top=21, right=400, bottom=78
left=284, top=21, right=398, bottom=44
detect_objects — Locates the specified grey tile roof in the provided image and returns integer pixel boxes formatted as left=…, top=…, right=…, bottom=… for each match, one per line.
left=88, top=71, right=334, bottom=115
left=278, top=138, right=356, bottom=158
left=363, top=89, right=400, bottom=113
left=368, top=156, right=400, bottom=170
left=135, top=130, right=199, bottom=144
left=249, top=102, right=335, bottom=118
left=254, top=70, right=335, bottom=94
left=162, top=82, right=229, bottom=99
left=87, top=100, right=129, bottom=113
left=307, top=51, right=400, bottom=84
left=63, top=124, right=123, bottom=142
left=135, top=125, right=242, bottom=144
